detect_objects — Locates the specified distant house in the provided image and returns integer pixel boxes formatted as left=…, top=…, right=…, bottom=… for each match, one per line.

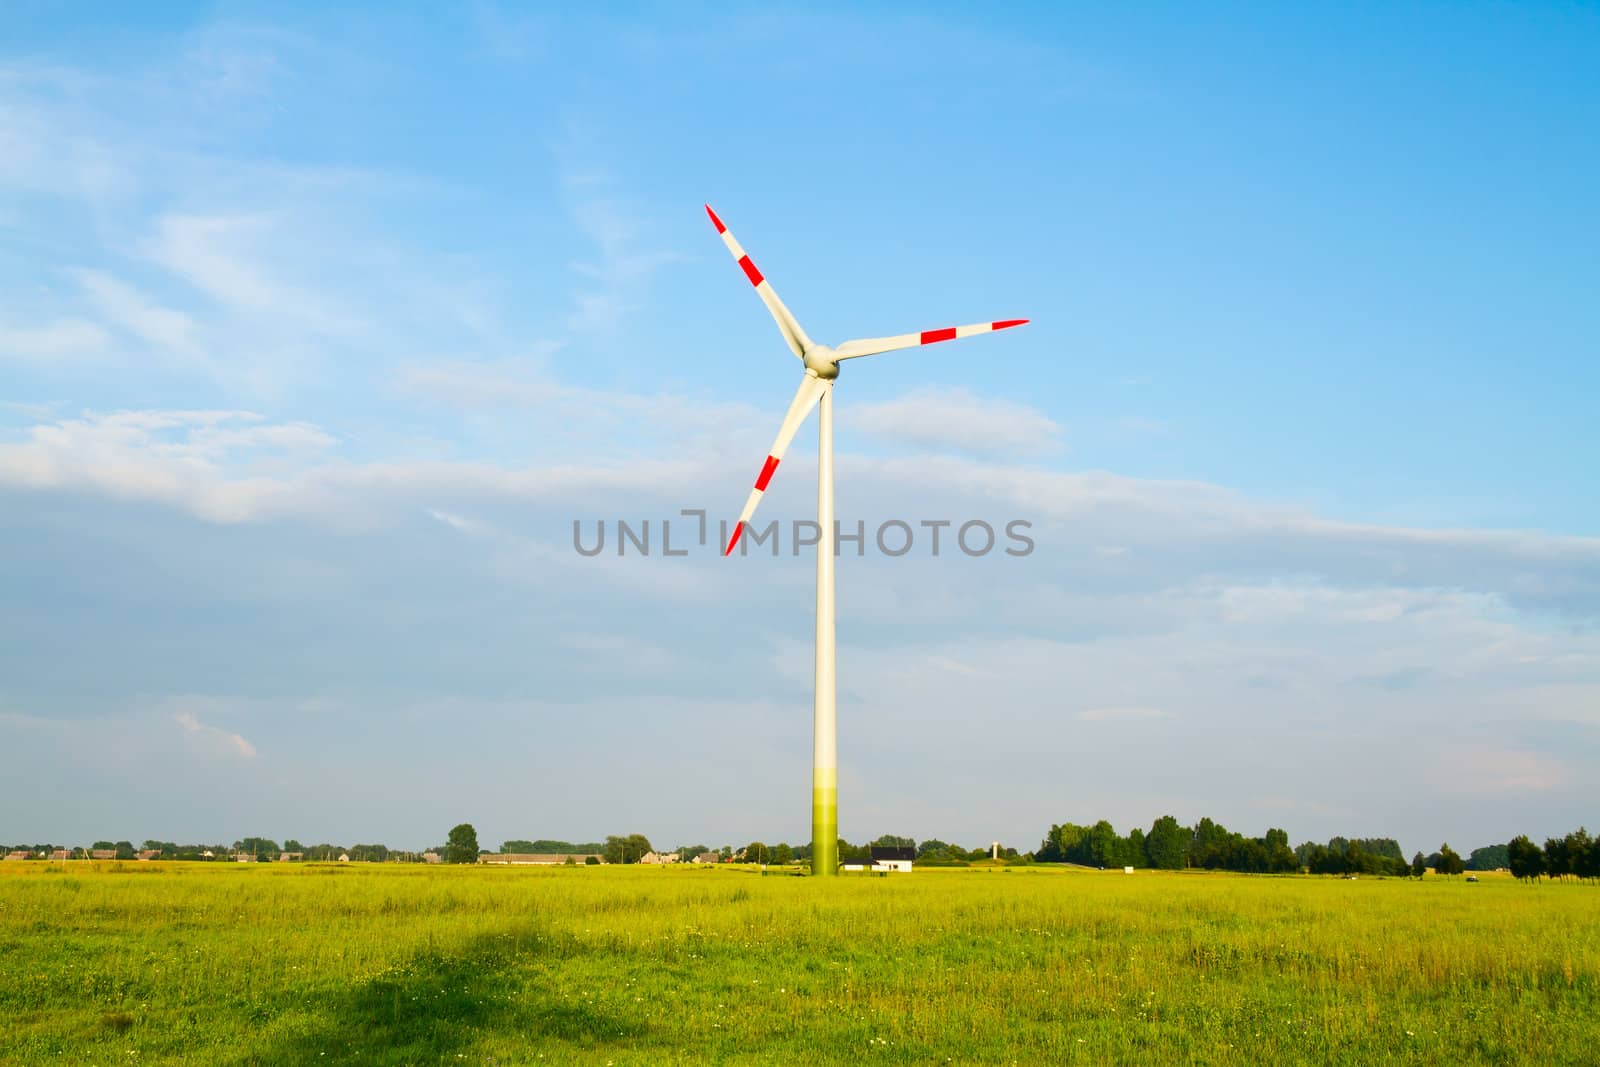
left=3, top=850, right=29, bottom=861
left=90, top=849, right=117, bottom=860
left=338, top=853, right=350, bottom=863
left=640, top=851, right=680, bottom=865
left=423, top=852, right=442, bottom=864
left=841, top=860, right=868, bottom=872
left=278, top=852, right=304, bottom=862
left=869, top=846, right=914, bottom=873
left=50, top=850, right=71, bottom=861
left=136, top=850, right=160, bottom=861
left=691, top=851, right=720, bottom=864
left=234, top=853, right=255, bottom=862
left=478, top=853, right=603, bottom=866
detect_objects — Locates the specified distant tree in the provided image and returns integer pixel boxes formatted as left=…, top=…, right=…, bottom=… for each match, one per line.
left=1543, top=836, right=1570, bottom=881
left=282, top=839, right=304, bottom=855
left=1262, top=828, right=1297, bottom=873
left=871, top=834, right=915, bottom=851
left=1570, top=828, right=1597, bottom=883
left=916, top=839, right=952, bottom=858
left=743, top=842, right=768, bottom=864
left=1436, top=843, right=1465, bottom=878
left=234, top=837, right=280, bottom=860
left=1466, top=843, right=1509, bottom=871
left=837, top=838, right=870, bottom=864
left=1037, top=823, right=1092, bottom=865
left=603, top=834, right=653, bottom=864
left=772, top=843, right=794, bottom=865
left=1347, top=838, right=1404, bottom=864
left=113, top=841, right=135, bottom=860
left=1145, top=816, right=1189, bottom=870
left=1411, top=851, right=1427, bottom=879
left=1126, top=828, right=1148, bottom=868
left=584, top=855, right=600, bottom=865
left=1086, top=820, right=1125, bottom=868
left=445, top=824, right=479, bottom=864
left=1507, top=835, right=1544, bottom=881
left=1190, top=818, right=1234, bottom=869
left=675, top=844, right=710, bottom=862
left=502, top=840, right=537, bottom=854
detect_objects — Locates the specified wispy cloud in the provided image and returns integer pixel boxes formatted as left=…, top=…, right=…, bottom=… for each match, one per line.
left=853, top=386, right=1064, bottom=457
left=70, top=268, right=207, bottom=367
left=175, top=710, right=257, bottom=759
left=559, top=163, right=685, bottom=333
left=0, top=318, right=111, bottom=362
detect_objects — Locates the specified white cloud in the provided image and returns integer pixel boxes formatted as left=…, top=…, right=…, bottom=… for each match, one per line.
left=0, top=409, right=338, bottom=523
left=71, top=268, right=207, bottom=366
left=0, top=318, right=111, bottom=362
left=175, top=710, right=257, bottom=759
left=146, top=213, right=356, bottom=335
left=853, top=386, right=1063, bottom=457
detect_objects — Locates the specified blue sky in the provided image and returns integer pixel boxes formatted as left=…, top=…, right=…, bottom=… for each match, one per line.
left=2, top=3, right=1597, bottom=855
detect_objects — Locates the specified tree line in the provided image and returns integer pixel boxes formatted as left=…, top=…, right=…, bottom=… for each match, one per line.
left=1029, top=816, right=1597, bottom=879
left=9, top=822, right=1594, bottom=879
left=1504, top=829, right=1600, bottom=882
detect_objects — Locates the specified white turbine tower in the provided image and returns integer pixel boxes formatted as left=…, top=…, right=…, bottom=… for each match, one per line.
left=708, top=205, right=1027, bottom=877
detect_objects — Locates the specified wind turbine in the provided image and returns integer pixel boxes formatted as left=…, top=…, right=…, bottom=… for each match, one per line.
left=707, top=204, right=1028, bottom=877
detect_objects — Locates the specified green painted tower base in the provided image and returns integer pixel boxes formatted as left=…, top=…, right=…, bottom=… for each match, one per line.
left=812, top=771, right=837, bottom=876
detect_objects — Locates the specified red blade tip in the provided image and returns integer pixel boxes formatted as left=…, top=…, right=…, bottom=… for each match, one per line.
left=994, top=319, right=1029, bottom=330
left=705, top=204, right=726, bottom=233
left=723, top=521, right=744, bottom=556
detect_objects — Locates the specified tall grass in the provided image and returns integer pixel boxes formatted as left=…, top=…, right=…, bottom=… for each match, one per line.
left=0, top=862, right=1594, bottom=1064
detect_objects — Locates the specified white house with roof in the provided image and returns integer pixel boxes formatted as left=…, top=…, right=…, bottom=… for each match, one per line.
left=869, top=846, right=915, bottom=873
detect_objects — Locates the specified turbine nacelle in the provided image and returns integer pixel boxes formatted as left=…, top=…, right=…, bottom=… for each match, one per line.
left=802, top=345, right=840, bottom=380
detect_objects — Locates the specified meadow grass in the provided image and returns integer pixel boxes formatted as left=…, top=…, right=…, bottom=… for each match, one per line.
left=0, top=862, right=1595, bottom=1064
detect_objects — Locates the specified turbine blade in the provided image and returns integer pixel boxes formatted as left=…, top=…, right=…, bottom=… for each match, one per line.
left=833, top=318, right=1029, bottom=360
left=725, top=372, right=830, bottom=555
left=706, top=204, right=813, bottom=359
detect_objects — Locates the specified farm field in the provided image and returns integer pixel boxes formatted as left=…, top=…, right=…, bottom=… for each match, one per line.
left=0, top=863, right=1595, bottom=1065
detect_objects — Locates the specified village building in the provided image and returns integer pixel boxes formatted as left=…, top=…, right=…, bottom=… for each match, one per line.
left=50, top=849, right=70, bottom=860
left=640, top=851, right=680, bottom=864
left=691, top=851, right=720, bottom=864
left=869, top=846, right=915, bottom=873
left=278, top=852, right=304, bottom=862
left=423, top=852, right=442, bottom=864
left=136, top=850, right=160, bottom=861
left=4, top=850, right=29, bottom=861
left=478, top=853, right=603, bottom=866
left=90, top=849, right=116, bottom=860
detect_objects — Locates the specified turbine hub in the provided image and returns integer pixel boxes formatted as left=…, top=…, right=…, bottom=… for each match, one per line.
left=804, top=345, right=839, bottom=380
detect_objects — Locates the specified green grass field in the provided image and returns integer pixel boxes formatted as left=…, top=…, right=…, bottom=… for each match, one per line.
left=1, top=862, right=1595, bottom=1065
